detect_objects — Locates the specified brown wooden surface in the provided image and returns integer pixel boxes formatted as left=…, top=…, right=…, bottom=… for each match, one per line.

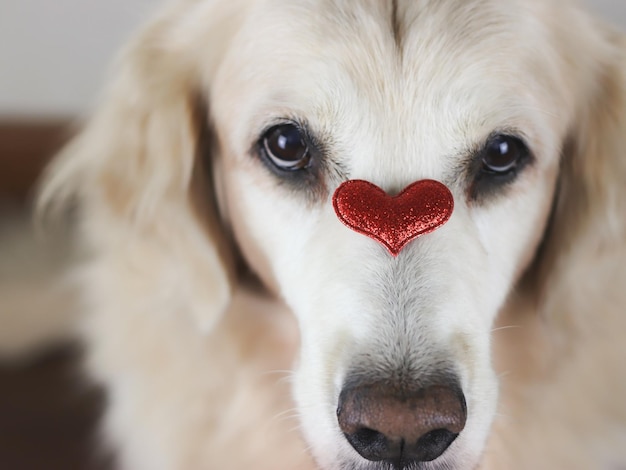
left=0, top=120, right=109, bottom=469
left=0, top=345, right=110, bottom=470
left=0, top=120, right=75, bottom=203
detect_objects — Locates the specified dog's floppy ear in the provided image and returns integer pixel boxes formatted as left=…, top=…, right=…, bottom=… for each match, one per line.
left=39, top=2, right=245, bottom=333
left=533, top=25, right=626, bottom=330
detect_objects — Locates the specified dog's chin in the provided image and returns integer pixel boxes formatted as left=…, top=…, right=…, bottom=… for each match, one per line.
left=333, top=454, right=474, bottom=470
left=313, top=440, right=479, bottom=470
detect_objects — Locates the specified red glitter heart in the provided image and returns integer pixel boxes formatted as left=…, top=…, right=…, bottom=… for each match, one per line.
left=332, top=179, right=454, bottom=256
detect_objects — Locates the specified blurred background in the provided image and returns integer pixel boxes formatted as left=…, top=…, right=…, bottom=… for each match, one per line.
left=0, top=1, right=625, bottom=469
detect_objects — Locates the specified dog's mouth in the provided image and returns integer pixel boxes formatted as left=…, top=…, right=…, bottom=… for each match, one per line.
left=336, top=453, right=466, bottom=470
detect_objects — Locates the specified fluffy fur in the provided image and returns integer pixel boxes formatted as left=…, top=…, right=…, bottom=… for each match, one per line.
left=36, top=0, right=626, bottom=468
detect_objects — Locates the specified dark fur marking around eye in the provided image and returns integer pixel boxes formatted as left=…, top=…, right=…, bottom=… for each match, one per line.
left=252, top=119, right=345, bottom=203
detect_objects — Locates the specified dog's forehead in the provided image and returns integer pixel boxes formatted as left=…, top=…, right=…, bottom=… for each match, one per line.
left=214, top=0, right=565, bottom=179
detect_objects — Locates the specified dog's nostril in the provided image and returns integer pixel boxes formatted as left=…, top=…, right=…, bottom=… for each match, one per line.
left=414, top=428, right=460, bottom=461
left=348, top=427, right=389, bottom=459
left=337, top=381, right=466, bottom=464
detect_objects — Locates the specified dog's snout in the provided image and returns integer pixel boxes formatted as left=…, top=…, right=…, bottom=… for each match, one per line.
left=337, top=381, right=467, bottom=465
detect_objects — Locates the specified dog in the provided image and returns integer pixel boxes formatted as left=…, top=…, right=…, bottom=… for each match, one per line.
left=36, top=0, right=626, bottom=469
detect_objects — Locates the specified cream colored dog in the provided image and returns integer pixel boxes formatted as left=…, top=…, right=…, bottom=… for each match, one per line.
left=38, top=0, right=626, bottom=469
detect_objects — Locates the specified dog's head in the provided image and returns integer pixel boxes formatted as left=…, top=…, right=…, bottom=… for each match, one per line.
left=41, top=0, right=626, bottom=468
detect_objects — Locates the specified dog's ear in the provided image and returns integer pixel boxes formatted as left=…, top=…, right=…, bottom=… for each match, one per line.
left=39, top=2, right=245, bottom=333
left=532, top=25, right=626, bottom=330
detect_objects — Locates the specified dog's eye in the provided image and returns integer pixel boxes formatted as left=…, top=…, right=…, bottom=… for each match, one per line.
left=470, top=133, right=532, bottom=200
left=262, top=124, right=310, bottom=171
left=481, top=135, right=528, bottom=174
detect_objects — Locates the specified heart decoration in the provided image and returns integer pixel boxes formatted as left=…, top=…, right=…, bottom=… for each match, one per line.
left=332, top=179, right=454, bottom=256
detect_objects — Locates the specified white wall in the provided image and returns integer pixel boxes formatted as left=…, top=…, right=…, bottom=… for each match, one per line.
left=0, top=0, right=156, bottom=116
left=1, top=0, right=625, bottom=117
left=594, top=0, right=626, bottom=24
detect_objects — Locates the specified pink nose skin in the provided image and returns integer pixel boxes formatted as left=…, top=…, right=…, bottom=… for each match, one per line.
left=337, top=381, right=467, bottom=465
left=332, top=179, right=454, bottom=256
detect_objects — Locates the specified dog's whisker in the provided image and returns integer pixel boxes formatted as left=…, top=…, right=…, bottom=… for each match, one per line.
left=301, top=441, right=317, bottom=457
left=264, top=408, right=301, bottom=431
left=258, top=369, right=294, bottom=378
left=288, top=423, right=305, bottom=435
left=251, top=370, right=296, bottom=389
left=491, top=324, right=522, bottom=333
left=497, top=370, right=513, bottom=380
left=276, top=374, right=296, bottom=386
left=269, top=407, right=300, bottom=422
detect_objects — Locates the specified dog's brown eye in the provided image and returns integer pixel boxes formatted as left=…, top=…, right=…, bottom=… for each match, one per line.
left=482, top=135, right=527, bottom=174
left=262, top=124, right=310, bottom=171
left=470, top=134, right=532, bottom=200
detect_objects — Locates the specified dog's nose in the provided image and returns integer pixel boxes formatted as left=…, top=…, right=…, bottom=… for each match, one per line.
left=337, top=381, right=466, bottom=464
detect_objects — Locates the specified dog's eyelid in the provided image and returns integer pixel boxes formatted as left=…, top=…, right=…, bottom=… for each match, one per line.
left=255, top=116, right=309, bottom=139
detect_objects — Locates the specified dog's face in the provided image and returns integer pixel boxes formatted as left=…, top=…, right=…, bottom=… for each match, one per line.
left=203, top=1, right=576, bottom=468
left=48, top=0, right=622, bottom=468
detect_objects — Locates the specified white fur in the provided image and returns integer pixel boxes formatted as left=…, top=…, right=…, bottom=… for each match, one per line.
left=33, top=0, right=626, bottom=469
